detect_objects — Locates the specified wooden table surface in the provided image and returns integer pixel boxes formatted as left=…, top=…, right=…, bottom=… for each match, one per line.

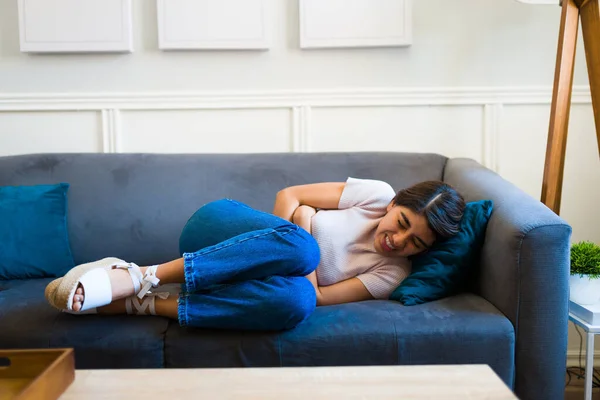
left=59, top=364, right=517, bottom=399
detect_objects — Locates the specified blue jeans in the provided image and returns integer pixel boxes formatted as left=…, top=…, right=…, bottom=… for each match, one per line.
left=177, top=199, right=319, bottom=331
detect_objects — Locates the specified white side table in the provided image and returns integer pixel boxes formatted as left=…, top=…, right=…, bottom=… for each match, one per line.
left=568, top=313, right=600, bottom=400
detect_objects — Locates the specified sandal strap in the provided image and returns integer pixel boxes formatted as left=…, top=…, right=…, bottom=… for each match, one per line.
left=112, top=262, right=143, bottom=293
left=137, top=265, right=160, bottom=299
left=77, top=268, right=112, bottom=312
left=113, top=262, right=160, bottom=298
left=125, top=292, right=169, bottom=315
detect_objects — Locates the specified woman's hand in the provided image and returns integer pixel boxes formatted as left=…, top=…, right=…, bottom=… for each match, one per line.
left=273, top=183, right=373, bottom=307
left=272, top=182, right=345, bottom=221
left=292, top=205, right=316, bottom=234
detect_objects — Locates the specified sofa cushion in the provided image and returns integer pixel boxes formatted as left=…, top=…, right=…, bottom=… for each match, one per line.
left=390, top=200, right=494, bottom=305
left=165, top=293, right=515, bottom=386
left=0, top=183, right=75, bottom=280
left=1, top=280, right=514, bottom=387
left=0, top=279, right=170, bottom=368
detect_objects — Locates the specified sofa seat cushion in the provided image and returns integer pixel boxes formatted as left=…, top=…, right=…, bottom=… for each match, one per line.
left=0, top=278, right=170, bottom=368
left=165, top=293, right=515, bottom=387
left=1, top=278, right=515, bottom=387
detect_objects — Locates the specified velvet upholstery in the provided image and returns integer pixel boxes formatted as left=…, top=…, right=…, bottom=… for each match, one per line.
left=444, top=158, right=572, bottom=400
left=0, top=153, right=571, bottom=400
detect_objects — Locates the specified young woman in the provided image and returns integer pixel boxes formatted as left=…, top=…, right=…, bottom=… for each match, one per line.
left=45, top=177, right=465, bottom=331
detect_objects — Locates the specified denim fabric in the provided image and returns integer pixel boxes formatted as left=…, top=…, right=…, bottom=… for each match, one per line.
left=177, top=199, right=320, bottom=331
left=179, top=198, right=295, bottom=254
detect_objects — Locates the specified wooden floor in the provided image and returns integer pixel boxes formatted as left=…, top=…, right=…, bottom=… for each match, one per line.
left=565, top=374, right=600, bottom=400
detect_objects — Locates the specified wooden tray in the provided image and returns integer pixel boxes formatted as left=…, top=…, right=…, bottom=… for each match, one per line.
left=0, top=348, right=75, bottom=400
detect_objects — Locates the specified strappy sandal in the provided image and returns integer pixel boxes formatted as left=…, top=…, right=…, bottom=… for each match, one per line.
left=45, top=257, right=161, bottom=313
left=125, top=292, right=170, bottom=315
left=62, top=291, right=170, bottom=316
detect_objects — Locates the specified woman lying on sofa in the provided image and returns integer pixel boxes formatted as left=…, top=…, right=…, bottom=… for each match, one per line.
left=44, top=178, right=465, bottom=331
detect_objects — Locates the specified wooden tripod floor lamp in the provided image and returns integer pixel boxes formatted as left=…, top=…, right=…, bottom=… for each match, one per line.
left=541, top=0, right=600, bottom=215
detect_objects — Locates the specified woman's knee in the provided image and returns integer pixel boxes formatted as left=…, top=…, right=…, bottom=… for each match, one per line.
left=180, top=199, right=289, bottom=255
left=274, top=276, right=316, bottom=330
left=279, top=226, right=320, bottom=276
left=261, top=276, right=315, bottom=330
left=179, top=200, right=229, bottom=254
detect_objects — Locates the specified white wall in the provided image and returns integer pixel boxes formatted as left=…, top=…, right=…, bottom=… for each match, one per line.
left=1, top=0, right=599, bottom=363
left=0, top=0, right=591, bottom=91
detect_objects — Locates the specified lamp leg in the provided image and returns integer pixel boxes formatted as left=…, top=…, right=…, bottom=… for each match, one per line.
left=579, top=0, right=600, bottom=157
left=541, top=0, right=580, bottom=214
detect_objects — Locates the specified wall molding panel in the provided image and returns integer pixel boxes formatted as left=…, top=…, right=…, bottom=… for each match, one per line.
left=0, top=86, right=592, bottom=171
left=482, top=103, right=502, bottom=172
left=101, top=109, right=122, bottom=153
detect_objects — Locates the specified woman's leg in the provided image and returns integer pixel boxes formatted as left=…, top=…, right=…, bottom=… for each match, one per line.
left=166, top=198, right=319, bottom=287
left=73, top=219, right=319, bottom=311
left=97, top=295, right=179, bottom=319
left=181, top=276, right=316, bottom=330
left=98, top=275, right=316, bottom=331
left=71, top=199, right=311, bottom=311
left=179, top=198, right=296, bottom=255
left=181, top=223, right=319, bottom=293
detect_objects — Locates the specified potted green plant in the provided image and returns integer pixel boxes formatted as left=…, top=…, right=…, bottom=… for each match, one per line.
left=570, top=241, right=600, bottom=305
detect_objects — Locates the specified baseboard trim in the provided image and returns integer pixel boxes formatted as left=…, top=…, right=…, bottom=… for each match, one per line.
left=567, top=350, right=600, bottom=368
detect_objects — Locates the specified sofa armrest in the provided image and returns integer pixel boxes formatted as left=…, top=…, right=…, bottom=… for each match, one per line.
left=443, top=158, right=572, bottom=400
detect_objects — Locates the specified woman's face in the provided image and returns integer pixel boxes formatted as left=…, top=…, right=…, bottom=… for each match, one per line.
left=373, top=203, right=436, bottom=258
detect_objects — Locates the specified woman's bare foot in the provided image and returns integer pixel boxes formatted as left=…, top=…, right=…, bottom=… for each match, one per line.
left=97, top=297, right=127, bottom=314
left=72, top=266, right=149, bottom=312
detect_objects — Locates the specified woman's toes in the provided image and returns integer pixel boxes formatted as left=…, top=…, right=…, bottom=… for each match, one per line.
left=73, top=284, right=84, bottom=311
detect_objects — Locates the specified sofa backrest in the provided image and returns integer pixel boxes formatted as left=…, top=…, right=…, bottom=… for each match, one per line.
left=0, top=152, right=447, bottom=265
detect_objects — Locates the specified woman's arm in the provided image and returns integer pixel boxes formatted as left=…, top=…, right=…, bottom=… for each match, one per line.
left=292, top=205, right=316, bottom=234
left=315, top=278, right=374, bottom=306
left=272, top=182, right=345, bottom=221
left=291, top=205, right=321, bottom=292
left=274, top=182, right=373, bottom=306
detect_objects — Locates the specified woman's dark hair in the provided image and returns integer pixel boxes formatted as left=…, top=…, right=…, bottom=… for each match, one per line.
left=392, top=181, right=465, bottom=239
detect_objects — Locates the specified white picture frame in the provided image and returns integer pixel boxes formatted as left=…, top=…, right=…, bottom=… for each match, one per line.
left=299, top=0, right=412, bottom=49
left=17, top=0, right=133, bottom=53
left=157, top=0, right=269, bottom=50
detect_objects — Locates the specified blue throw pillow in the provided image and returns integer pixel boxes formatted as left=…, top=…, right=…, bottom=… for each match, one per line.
left=389, top=200, right=493, bottom=306
left=0, top=183, right=75, bottom=280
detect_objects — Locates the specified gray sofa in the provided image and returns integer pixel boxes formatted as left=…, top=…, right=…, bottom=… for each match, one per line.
left=0, top=152, right=571, bottom=400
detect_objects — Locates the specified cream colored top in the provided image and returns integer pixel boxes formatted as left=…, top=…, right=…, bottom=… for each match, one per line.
left=311, top=177, right=411, bottom=299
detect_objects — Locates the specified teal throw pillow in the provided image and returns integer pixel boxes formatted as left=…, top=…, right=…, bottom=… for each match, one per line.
left=0, top=183, right=75, bottom=280
left=389, top=200, right=493, bottom=306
